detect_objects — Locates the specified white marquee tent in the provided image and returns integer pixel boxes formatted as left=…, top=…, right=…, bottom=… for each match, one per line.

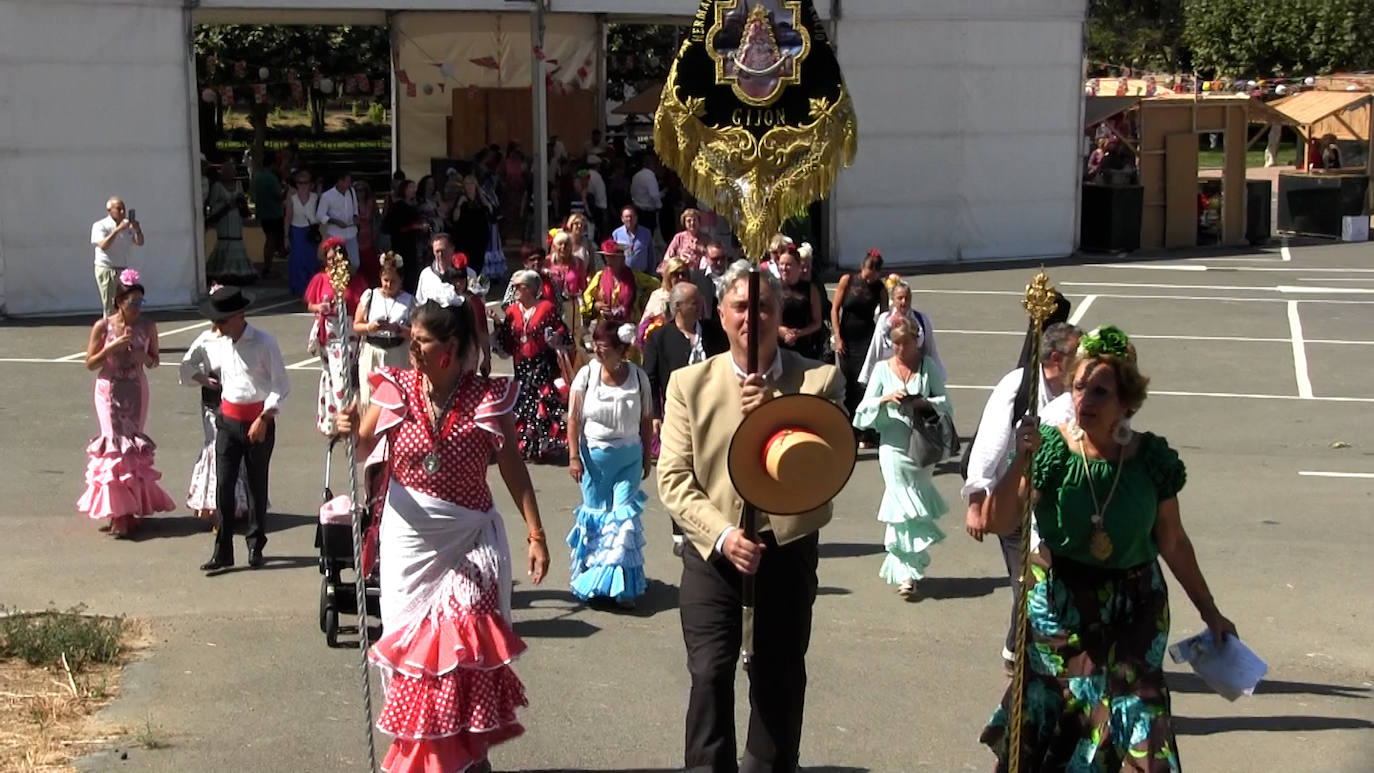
left=0, top=0, right=1086, bottom=316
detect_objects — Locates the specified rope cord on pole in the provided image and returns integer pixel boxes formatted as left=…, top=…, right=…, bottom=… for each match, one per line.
left=328, top=266, right=379, bottom=773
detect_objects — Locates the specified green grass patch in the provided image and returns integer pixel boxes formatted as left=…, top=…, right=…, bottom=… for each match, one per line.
left=1198, top=142, right=1297, bottom=169
left=0, top=605, right=126, bottom=671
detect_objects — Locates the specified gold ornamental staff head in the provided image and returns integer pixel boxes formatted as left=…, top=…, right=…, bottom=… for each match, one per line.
left=1022, top=270, right=1058, bottom=326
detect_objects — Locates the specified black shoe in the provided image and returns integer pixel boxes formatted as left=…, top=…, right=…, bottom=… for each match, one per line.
left=200, top=556, right=233, bottom=573
left=248, top=548, right=265, bottom=568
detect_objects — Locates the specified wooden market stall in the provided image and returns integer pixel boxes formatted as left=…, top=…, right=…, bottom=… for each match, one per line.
left=1134, top=94, right=1291, bottom=249
left=1267, top=90, right=1374, bottom=238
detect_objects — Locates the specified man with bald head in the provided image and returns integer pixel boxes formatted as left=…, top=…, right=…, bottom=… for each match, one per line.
left=91, top=196, right=144, bottom=316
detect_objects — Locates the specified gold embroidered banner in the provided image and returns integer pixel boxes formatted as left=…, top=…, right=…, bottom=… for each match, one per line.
left=654, top=0, right=857, bottom=259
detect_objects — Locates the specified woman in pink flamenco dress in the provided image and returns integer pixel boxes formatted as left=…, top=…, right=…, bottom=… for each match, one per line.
left=78, top=269, right=176, bottom=536
left=336, top=288, right=550, bottom=773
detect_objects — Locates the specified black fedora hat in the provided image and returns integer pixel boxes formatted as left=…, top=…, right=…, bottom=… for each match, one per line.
left=198, top=286, right=253, bottom=321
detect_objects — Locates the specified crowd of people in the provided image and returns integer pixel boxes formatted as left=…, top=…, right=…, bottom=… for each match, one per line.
left=81, top=163, right=1236, bottom=771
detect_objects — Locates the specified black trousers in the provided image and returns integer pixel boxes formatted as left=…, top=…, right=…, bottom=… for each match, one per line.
left=681, top=531, right=819, bottom=773
left=213, top=414, right=275, bottom=562
left=999, top=527, right=1024, bottom=656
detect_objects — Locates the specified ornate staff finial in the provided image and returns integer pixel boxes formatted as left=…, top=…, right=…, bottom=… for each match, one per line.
left=327, top=248, right=352, bottom=297
left=1022, top=269, right=1057, bottom=327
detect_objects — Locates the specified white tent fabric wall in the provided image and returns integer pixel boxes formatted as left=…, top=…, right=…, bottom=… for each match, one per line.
left=831, top=0, right=1086, bottom=268
left=392, top=12, right=599, bottom=178
left=0, top=0, right=200, bottom=316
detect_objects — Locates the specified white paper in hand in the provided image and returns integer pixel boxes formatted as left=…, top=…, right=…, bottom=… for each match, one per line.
left=1168, top=632, right=1267, bottom=701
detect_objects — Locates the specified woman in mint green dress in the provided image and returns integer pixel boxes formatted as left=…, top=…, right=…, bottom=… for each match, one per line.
left=979, top=326, right=1237, bottom=772
left=852, top=315, right=950, bottom=598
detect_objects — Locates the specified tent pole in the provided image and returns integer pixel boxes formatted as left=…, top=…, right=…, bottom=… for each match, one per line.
left=531, top=0, right=550, bottom=240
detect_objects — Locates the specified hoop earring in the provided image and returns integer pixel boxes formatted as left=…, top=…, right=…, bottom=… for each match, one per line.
left=1112, top=416, right=1133, bottom=445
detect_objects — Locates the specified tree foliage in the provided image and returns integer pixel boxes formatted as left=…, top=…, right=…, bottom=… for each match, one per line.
left=1086, top=0, right=1187, bottom=73
left=194, top=24, right=390, bottom=145
left=1182, top=0, right=1374, bottom=76
left=606, top=24, right=681, bottom=102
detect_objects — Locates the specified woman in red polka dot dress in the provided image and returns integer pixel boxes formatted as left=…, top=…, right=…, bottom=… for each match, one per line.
left=336, top=284, right=551, bottom=773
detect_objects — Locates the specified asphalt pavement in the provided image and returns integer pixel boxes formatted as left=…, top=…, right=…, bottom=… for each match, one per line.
left=2, top=239, right=1372, bottom=772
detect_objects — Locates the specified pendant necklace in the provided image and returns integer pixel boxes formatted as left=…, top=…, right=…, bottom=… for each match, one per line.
left=421, top=376, right=460, bottom=475
left=1073, top=423, right=1126, bottom=561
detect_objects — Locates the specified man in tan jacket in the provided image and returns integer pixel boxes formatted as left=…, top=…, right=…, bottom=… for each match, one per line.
left=658, top=260, right=845, bottom=773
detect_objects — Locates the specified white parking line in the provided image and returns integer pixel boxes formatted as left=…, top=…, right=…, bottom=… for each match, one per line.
left=935, top=329, right=1374, bottom=346
left=1094, top=264, right=1374, bottom=274
left=1276, top=285, right=1374, bottom=295
left=945, top=384, right=1374, bottom=403
left=287, top=357, right=320, bottom=370
left=0, top=358, right=85, bottom=364
left=1299, top=471, right=1374, bottom=479
left=1281, top=239, right=1293, bottom=262
left=911, top=288, right=1374, bottom=305
left=1089, top=264, right=1208, bottom=272
left=49, top=298, right=303, bottom=361
left=1287, top=301, right=1314, bottom=399
left=1068, top=295, right=1096, bottom=325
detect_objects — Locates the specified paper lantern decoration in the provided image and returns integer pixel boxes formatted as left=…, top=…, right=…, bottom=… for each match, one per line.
left=258, top=66, right=270, bottom=80
left=1202, top=81, right=1212, bottom=92
left=373, top=79, right=385, bottom=97
left=320, top=77, right=334, bottom=94
left=201, top=87, right=217, bottom=103
left=1304, top=76, right=1316, bottom=86
left=423, top=84, right=434, bottom=96
left=1275, top=84, right=1288, bottom=95
left=439, top=61, right=455, bottom=78
left=233, top=61, right=246, bottom=78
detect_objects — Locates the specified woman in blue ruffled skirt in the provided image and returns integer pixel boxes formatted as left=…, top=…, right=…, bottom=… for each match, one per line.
left=565, top=319, right=650, bottom=607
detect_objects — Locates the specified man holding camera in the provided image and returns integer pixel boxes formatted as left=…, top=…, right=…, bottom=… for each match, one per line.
left=91, top=197, right=144, bottom=316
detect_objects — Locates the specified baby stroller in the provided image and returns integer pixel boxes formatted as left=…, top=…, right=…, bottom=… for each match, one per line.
left=316, top=438, right=383, bottom=647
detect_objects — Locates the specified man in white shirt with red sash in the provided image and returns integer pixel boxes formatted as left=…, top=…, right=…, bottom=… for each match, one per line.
left=190, top=287, right=290, bottom=573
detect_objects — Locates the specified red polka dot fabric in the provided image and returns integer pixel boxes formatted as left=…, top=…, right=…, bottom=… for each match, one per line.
left=373, top=368, right=518, bottom=511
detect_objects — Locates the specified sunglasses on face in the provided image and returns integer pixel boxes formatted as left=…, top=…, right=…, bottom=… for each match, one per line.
left=127, top=299, right=145, bottom=307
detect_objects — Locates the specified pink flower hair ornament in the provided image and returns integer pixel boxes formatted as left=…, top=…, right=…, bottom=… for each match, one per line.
left=119, top=268, right=142, bottom=287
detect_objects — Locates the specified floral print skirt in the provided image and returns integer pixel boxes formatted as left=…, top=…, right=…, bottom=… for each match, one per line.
left=980, top=556, right=1180, bottom=772
left=512, top=352, right=568, bottom=463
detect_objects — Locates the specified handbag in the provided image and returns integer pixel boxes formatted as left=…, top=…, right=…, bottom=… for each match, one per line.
left=306, top=223, right=323, bottom=244
left=901, top=397, right=958, bottom=468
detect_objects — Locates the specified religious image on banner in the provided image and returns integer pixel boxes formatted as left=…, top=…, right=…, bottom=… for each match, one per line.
left=655, top=0, right=857, bottom=259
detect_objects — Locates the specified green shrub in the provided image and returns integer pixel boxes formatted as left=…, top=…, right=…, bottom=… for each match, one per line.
left=351, top=101, right=362, bottom=117
left=0, top=605, right=125, bottom=670
left=366, top=102, right=387, bottom=125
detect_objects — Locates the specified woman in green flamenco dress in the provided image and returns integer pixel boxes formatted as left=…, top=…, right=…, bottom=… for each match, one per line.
left=978, top=326, right=1237, bottom=772
left=852, top=315, right=950, bottom=599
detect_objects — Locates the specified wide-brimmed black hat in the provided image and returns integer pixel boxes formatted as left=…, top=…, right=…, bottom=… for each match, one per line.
left=198, top=286, right=253, bottom=321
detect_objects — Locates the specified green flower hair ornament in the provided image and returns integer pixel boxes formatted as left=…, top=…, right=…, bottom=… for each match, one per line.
left=1077, top=325, right=1132, bottom=359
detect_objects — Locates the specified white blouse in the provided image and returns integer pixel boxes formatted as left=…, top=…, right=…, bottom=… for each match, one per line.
left=290, top=191, right=319, bottom=228
left=572, top=360, right=652, bottom=448
left=361, top=288, right=414, bottom=336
